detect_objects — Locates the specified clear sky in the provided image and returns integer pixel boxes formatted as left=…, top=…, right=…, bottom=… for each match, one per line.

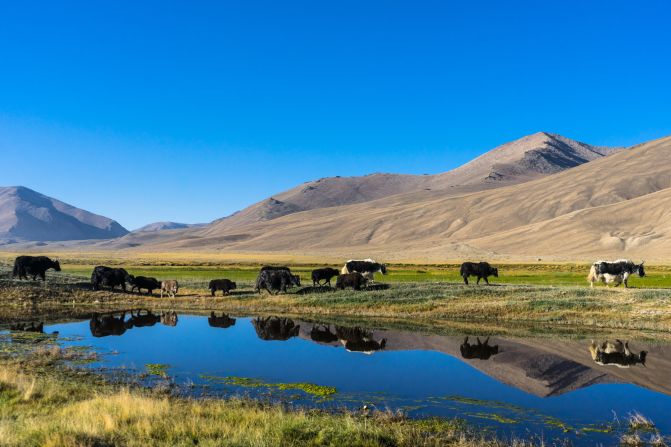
left=1, top=1, right=669, bottom=230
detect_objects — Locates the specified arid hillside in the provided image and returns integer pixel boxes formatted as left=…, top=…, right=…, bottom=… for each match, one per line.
left=124, top=135, right=671, bottom=261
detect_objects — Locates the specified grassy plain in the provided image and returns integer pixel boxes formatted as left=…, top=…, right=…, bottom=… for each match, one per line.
left=2, top=253, right=670, bottom=446
left=1, top=255, right=670, bottom=335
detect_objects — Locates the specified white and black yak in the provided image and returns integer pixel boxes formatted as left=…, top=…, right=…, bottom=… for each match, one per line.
left=587, top=259, right=645, bottom=288
left=341, top=259, right=387, bottom=282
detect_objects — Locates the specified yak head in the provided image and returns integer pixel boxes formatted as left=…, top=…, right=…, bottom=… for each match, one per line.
left=53, top=260, right=62, bottom=272
left=231, top=281, right=237, bottom=290
left=380, top=264, right=388, bottom=275
left=492, top=267, right=499, bottom=278
left=637, top=262, right=646, bottom=277
left=291, top=274, right=301, bottom=287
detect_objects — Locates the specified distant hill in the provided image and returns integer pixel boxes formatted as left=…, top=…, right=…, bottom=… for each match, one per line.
left=210, top=132, right=622, bottom=231
left=0, top=186, right=128, bottom=242
left=132, top=221, right=206, bottom=233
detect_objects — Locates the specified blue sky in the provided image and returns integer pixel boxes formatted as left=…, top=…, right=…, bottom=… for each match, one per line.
left=1, top=1, right=669, bottom=230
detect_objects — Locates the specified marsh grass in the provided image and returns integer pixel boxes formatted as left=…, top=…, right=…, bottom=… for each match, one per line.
left=0, top=349, right=529, bottom=447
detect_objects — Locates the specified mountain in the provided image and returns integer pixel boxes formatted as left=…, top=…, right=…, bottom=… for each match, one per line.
left=211, top=132, right=622, bottom=230
left=0, top=186, right=129, bottom=242
left=133, top=222, right=206, bottom=233
left=113, top=131, right=648, bottom=258
left=166, top=133, right=662, bottom=261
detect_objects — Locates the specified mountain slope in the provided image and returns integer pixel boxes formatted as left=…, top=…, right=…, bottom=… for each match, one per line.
left=0, top=186, right=129, bottom=242
left=138, top=135, right=671, bottom=261
left=132, top=222, right=206, bottom=233
left=212, top=132, right=622, bottom=230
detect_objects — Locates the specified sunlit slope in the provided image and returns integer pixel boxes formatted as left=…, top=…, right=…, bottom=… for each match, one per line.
left=207, top=132, right=621, bottom=231
left=145, top=135, right=670, bottom=260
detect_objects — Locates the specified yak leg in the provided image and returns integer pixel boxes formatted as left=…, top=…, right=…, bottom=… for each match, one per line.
left=476, top=276, right=481, bottom=285
left=463, top=275, right=469, bottom=285
left=484, top=276, right=490, bottom=285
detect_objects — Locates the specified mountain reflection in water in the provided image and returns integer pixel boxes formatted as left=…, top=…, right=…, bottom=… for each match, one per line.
left=22, top=313, right=670, bottom=445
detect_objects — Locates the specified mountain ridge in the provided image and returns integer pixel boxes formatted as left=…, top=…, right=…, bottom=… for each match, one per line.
left=0, top=186, right=129, bottom=242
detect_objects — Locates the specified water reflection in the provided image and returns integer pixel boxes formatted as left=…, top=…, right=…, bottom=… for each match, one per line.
left=31, top=314, right=671, bottom=445
left=127, top=309, right=160, bottom=328
left=335, top=326, right=386, bottom=354
left=89, top=309, right=179, bottom=337
left=208, top=312, right=236, bottom=328
left=161, top=311, right=178, bottom=327
left=589, top=339, right=647, bottom=367
left=252, top=316, right=300, bottom=341
left=310, top=324, right=338, bottom=343
left=10, top=321, right=44, bottom=333
left=460, top=336, right=499, bottom=360
left=90, top=312, right=128, bottom=337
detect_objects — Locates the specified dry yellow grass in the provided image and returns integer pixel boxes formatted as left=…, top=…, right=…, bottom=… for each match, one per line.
left=0, top=361, right=527, bottom=447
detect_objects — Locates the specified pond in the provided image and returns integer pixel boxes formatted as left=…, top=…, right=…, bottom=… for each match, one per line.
left=12, top=311, right=671, bottom=445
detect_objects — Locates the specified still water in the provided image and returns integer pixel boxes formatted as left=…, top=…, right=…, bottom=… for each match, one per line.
left=37, top=312, right=671, bottom=445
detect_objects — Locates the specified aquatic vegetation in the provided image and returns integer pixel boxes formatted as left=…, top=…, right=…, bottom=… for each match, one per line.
left=466, top=412, right=519, bottom=424
left=146, top=363, right=171, bottom=376
left=628, top=412, right=657, bottom=432
left=200, top=375, right=337, bottom=398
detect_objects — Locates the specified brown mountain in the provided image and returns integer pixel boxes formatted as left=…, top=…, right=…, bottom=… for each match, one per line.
left=108, top=134, right=671, bottom=263
left=210, top=132, right=621, bottom=230
left=0, top=186, right=128, bottom=243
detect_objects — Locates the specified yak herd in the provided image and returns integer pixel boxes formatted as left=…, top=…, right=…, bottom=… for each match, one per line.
left=10, top=256, right=648, bottom=297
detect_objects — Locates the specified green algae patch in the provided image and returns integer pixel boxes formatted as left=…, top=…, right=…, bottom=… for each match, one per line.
left=200, top=375, right=337, bottom=398
left=466, top=412, right=519, bottom=424
left=146, top=363, right=171, bottom=376
left=442, top=395, right=525, bottom=412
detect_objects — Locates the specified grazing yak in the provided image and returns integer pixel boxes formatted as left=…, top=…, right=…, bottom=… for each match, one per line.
left=587, top=259, right=645, bottom=288
left=252, top=316, right=300, bottom=341
left=335, top=326, right=386, bottom=354
left=589, top=340, right=647, bottom=367
left=89, top=312, right=128, bottom=337
left=91, top=266, right=133, bottom=291
left=12, top=256, right=61, bottom=281
left=460, top=336, right=499, bottom=360
left=255, top=267, right=300, bottom=295
left=160, top=311, right=178, bottom=327
left=341, top=259, right=387, bottom=282
left=311, top=267, right=340, bottom=287
left=208, top=312, right=236, bottom=328
left=209, top=279, right=237, bottom=296
left=335, top=272, right=368, bottom=290
left=128, top=276, right=161, bottom=295
left=160, top=280, right=179, bottom=298
left=310, top=324, right=339, bottom=343
left=460, top=262, right=498, bottom=285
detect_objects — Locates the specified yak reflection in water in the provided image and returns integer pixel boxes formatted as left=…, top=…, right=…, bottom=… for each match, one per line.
left=460, top=336, right=500, bottom=360
left=89, top=309, right=179, bottom=337
left=310, top=324, right=339, bottom=343
left=252, top=316, right=300, bottom=341
left=335, top=326, right=386, bottom=354
left=589, top=340, right=647, bottom=367
left=10, top=321, right=44, bottom=333
left=208, top=312, right=236, bottom=328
